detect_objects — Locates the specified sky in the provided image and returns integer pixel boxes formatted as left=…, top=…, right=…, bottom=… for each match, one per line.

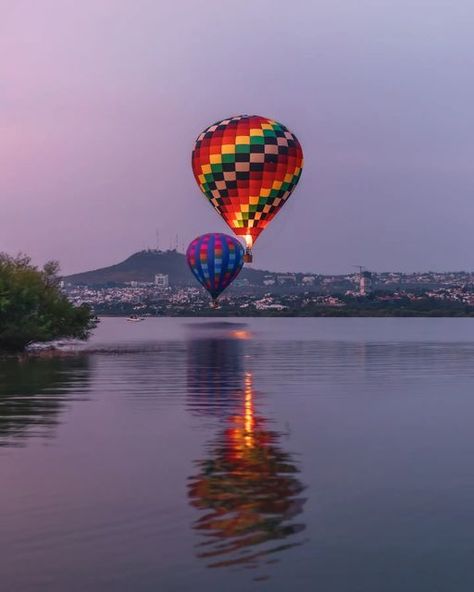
left=1, top=0, right=474, bottom=274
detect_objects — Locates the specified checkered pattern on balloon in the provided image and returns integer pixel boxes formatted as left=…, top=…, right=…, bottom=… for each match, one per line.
left=192, top=115, right=303, bottom=262
left=186, top=233, right=244, bottom=302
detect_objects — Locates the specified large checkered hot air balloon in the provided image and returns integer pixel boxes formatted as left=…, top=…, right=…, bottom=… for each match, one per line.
left=192, top=115, right=303, bottom=262
left=186, top=233, right=244, bottom=306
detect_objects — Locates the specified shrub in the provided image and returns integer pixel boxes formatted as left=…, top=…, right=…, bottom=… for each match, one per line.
left=0, top=254, right=97, bottom=352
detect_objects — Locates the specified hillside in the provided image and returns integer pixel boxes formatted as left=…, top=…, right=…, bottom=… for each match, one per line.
left=65, top=249, right=269, bottom=286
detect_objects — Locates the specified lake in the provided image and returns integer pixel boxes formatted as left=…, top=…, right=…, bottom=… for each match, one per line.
left=1, top=318, right=474, bottom=591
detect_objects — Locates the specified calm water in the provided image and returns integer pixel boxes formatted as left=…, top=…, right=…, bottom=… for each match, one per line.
left=1, top=318, right=474, bottom=591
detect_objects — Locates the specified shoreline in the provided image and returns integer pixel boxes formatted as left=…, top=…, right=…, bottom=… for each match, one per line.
left=95, top=311, right=474, bottom=318
left=2, top=315, right=473, bottom=359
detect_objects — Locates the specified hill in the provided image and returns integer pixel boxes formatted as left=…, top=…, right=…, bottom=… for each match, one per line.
left=64, top=249, right=269, bottom=287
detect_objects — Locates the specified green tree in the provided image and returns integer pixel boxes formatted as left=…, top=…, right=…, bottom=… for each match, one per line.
left=0, top=254, right=97, bottom=352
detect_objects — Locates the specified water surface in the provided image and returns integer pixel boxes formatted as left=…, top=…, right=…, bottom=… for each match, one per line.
left=1, top=318, right=474, bottom=591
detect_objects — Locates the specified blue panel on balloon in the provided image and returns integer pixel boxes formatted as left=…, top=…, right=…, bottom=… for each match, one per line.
left=186, top=233, right=244, bottom=300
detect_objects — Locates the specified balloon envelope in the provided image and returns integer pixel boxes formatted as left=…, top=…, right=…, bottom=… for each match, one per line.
left=192, top=115, right=303, bottom=249
left=186, top=233, right=244, bottom=300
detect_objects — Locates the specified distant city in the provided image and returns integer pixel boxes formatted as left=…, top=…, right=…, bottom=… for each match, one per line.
left=61, top=249, right=474, bottom=317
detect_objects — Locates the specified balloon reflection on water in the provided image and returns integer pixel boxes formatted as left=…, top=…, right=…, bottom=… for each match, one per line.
left=187, top=332, right=306, bottom=570
left=187, top=336, right=246, bottom=419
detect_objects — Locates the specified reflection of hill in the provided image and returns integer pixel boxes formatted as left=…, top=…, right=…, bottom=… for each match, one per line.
left=0, top=356, right=90, bottom=447
left=186, top=332, right=306, bottom=570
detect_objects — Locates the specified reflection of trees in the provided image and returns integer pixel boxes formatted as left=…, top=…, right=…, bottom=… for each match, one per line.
left=187, top=344, right=306, bottom=570
left=0, top=356, right=90, bottom=447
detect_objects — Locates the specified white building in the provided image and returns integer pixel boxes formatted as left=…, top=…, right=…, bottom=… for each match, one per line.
left=359, top=271, right=373, bottom=296
left=154, top=274, right=169, bottom=289
left=277, top=274, right=296, bottom=285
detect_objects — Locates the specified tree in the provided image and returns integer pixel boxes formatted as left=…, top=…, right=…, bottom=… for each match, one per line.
left=0, top=254, right=97, bottom=352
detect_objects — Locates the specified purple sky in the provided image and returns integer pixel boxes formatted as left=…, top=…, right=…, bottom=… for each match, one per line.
left=1, top=0, right=473, bottom=274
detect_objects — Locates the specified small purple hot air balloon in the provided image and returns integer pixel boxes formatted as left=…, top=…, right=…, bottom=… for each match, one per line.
left=186, top=233, right=244, bottom=306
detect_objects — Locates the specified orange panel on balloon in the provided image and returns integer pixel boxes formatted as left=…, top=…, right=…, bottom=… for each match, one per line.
left=192, top=115, right=303, bottom=247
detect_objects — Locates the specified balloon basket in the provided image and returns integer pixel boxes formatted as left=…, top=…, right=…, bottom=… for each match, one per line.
left=244, top=248, right=253, bottom=263
left=210, top=300, right=219, bottom=309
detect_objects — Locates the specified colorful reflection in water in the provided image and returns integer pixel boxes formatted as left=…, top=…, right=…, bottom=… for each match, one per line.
left=187, top=332, right=306, bottom=571
left=230, top=330, right=252, bottom=341
left=187, top=337, right=246, bottom=419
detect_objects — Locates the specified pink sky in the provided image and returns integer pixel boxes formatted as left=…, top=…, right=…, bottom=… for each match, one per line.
left=1, top=0, right=474, bottom=273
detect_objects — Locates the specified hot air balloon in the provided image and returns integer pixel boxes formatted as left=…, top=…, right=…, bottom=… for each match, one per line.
left=192, top=115, right=303, bottom=262
left=186, top=233, right=244, bottom=306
